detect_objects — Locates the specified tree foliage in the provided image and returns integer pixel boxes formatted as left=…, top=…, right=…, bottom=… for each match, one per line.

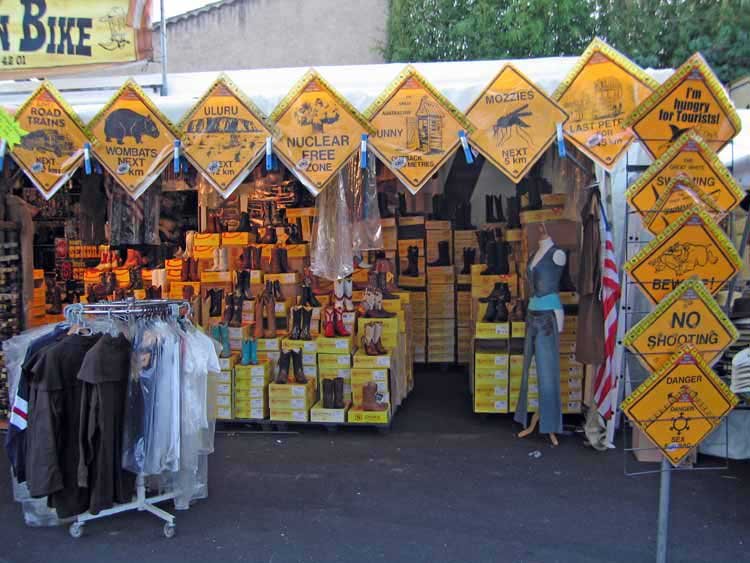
left=384, top=0, right=750, bottom=84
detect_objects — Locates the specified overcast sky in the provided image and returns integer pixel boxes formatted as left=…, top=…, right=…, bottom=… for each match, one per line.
left=151, top=0, right=217, bottom=22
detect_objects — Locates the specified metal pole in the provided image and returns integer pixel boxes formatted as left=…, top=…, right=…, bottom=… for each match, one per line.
left=656, top=458, right=672, bottom=563
left=160, top=0, right=168, bottom=96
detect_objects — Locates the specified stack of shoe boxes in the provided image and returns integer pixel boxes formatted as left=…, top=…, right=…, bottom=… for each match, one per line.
left=29, top=269, right=46, bottom=328
left=397, top=216, right=427, bottom=362
left=211, top=353, right=239, bottom=420
left=350, top=355, right=392, bottom=425
left=269, top=378, right=317, bottom=422
left=559, top=306, right=583, bottom=414
left=317, top=331, right=354, bottom=409
left=233, top=361, right=271, bottom=420
left=454, top=229, right=478, bottom=364
left=473, top=341, right=510, bottom=413
left=426, top=220, right=455, bottom=363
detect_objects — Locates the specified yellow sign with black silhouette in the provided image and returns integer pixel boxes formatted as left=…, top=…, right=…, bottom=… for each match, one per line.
left=553, top=38, right=659, bottom=170
left=621, top=345, right=738, bottom=466
left=466, top=65, right=568, bottom=182
left=269, top=70, right=373, bottom=194
left=10, top=81, right=91, bottom=199
left=644, top=175, right=723, bottom=236
left=626, top=131, right=744, bottom=219
left=365, top=66, right=473, bottom=194
left=624, top=54, right=742, bottom=159
left=623, top=278, right=738, bottom=373
left=88, top=79, right=179, bottom=199
left=180, top=74, right=275, bottom=198
left=624, top=206, right=741, bottom=304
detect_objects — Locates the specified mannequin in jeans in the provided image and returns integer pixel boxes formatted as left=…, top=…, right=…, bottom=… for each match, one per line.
left=516, top=222, right=565, bottom=446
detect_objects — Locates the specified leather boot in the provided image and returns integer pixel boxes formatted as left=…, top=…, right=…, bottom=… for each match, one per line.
left=269, top=248, right=282, bottom=274
left=362, top=382, right=387, bottom=411
left=486, top=194, right=496, bottom=223
left=481, top=241, right=498, bottom=275
left=495, top=195, right=506, bottom=223
left=259, top=226, right=277, bottom=244
left=276, top=350, right=291, bottom=384
left=285, top=223, right=304, bottom=245
left=378, top=192, right=393, bottom=218
left=219, top=324, right=231, bottom=358
left=322, top=305, right=336, bottom=338
left=461, top=248, right=475, bottom=275
left=207, top=248, right=221, bottom=271
left=374, top=290, right=395, bottom=318
left=428, top=240, right=451, bottom=267
left=334, top=306, right=350, bottom=336
left=333, top=278, right=345, bottom=310
left=254, top=293, right=265, bottom=338
left=323, top=379, right=335, bottom=409
left=343, top=276, right=354, bottom=312
left=273, top=280, right=284, bottom=301
left=189, top=258, right=199, bottom=282
left=511, top=298, right=526, bottom=322
left=289, top=306, right=302, bottom=340
left=476, top=230, right=489, bottom=264
left=250, top=246, right=263, bottom=270
left=209, top=288, right=224, bottom=317
left=430, top=194, right=442, bottom=220
left=480, top=282, right=511, bottom=303
left=299, top=307, right=312, bottom=341
left=507, top=196, right=521, bottom=229
left=496, top=241, right=510, bottom=276
left=152, top=286, right=163, bottom=299
left=333, top=377, right=345, bottom=408
left=262, top=201, right=275, bottom=228
left=303, top=285, right=321, bottom=308
left=237, top=212, right=252, bottom=232
left=222, top=293, right=234, bottom=325
left=46, top=284, right=62, bottom=314
left=494, top=299, right=509, bottom=322
left=278, top=248, right=290, bottom=274
left=376, top=271, right=397, bottom=300
left=402, top=246, right=419, bottom=277
left=182, top=285, right=195, bottom=301
left=238, top=270, right=253, bottom=300
left=205, top=213, right=217, bottom=234
left=240, top=339, right=253, bottom=365
left=230, top=293, right=244, bottom=327
left=240, top=247, right=253, bottom=270
left=181, top=258, right=190, bottom=281
left=264, top=293, right=276, bottom=338
left=482, top=300, right=498, bottom=322
left=361, top=323, right=378, bottom=356
left=127, top=267, right=143, bottom=290
left=373, top=322, right=387, bottom=354
left=291, top=349, right=307, bottom=383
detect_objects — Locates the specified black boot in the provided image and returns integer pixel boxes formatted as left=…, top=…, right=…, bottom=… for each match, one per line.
left=481, top=241, right=498, bottom=275
left=494, top=300, right=509, bottom=322
left=431, top=194, right=442, bottom=220
left=428, top=240, right=451, bottom=267
left=482, top=299, right=498, bottom=322
left=323, top=379, right=335, bottom=409
left=403, top=246, right=420, bottom=277
left=237, top=270, right=253, bottom=300
left=527, top=178, right=543, bottom=210
left=127, top=268, right=143, bottom=290
left=290, top=306, right=302, bottom=340
left=496, top=241, right=510, bottom=275
left=495, top=196, right=505, bottom=223
left=507, top=196, right=521, bottom=229
left=398, top=192, right=412, bottom=217
left=378, top=192, right=393, bottom=218
left=285, top=223, right=304, bottom=244
left=230, top=293, right=244, bottom=327
left=333, top=377, right=345, bottom=408
left=237, top=212, right=252, bottom=232
left=460, top=248, right=475, bottom=275
left=299, top=307, right=312, bottom=340
left=209, top=288, right=224, bottom=317
left=485, top=194, right=496, bottom=223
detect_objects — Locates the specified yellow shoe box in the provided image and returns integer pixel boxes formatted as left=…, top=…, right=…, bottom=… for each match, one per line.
left=269, top=378, right=316, bottom=399
left=351, top=367, right=389, bottom=384
left=215, top=393, right=232, bottom=409
left=228, top=325, right=252, bottom=342
left=235, top=361, right=270, bottom=378
left=317, top=334, right=354, bottom=354
left=352, top=351, right=392, bottom=369
left=318, top=353, right=352, bottom=370
left=318, top=367, right=352, bottom=379
left=358, top=316, right=399, bottom=336
left=233, top=406, right=268, bottom=420
left=509, top=392, right=538, bottom=412
left=509, top=374, right=538, bottom=392
left=221, top=231, right=252, bottom=246
left=235, top=396, right=267, bottom=410
left=234, top=386, right=268, bottom=400
left=398, top=238, right=424, bottom=256
left=257, top=337, right=281, bottom=351
left=475, top=352, right=509, bottom=369
left=270, top=408, right=309, bottom=422
left=310, top=400, right=351, bottom=423
left=347, top=407, right=389, bottom=424
left=216, top=405, right=233, bottom=420
left=427, top=266, right=455, bottom=284
left=511, top=322, right=526, bottom=338
left=474, top=383, right=509, bottom=398
left=201, top=270, right=232, bottom=284
left=213, top=370, right=233, bottom=385
left=474, top=369, right=510, bottom=385
left=474, top=397, right=509, bottom=413
left=194, top=232, right=220, bottom=246
left=282, top=338, right=318, bottom=353
left=475, top=322, right=510, bottom=340
left=270, top=396, right=313, bottom=410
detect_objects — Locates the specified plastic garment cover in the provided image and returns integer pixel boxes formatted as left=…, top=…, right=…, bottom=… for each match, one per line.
left=108, top=176, right=161, bottom=245
left=351, top=153, right=383, bottom=253
left=122, top=319, right=181, bottom=476
left=172, top=324, right=220, bottom=510
left=310, top=158, right=356, bottom=281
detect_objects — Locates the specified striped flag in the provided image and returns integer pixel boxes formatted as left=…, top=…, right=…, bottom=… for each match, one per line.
left=593, top=206, right=620, bottom=419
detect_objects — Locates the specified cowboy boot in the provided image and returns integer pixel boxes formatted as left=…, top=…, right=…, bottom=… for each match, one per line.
left=181, top=258, right=190, bottom=282
left=183, top=285, right=195, bottom=301
left=222, top=293, right=234, bottom=325
left=206, top=248, right=221, bottom=272
left=239, top=247, right=253, bottom=270
left=250, top=246, right=263, bottom=270
left=373, top=322, right=387, bottom=355
left=480, top=282, right=511, bottom=303
left=343, top=276, right=354, bottom=312
left=402, top=246, right=419, bottom=277
left=362, top=382, right=387, bottom=411
left=285, top=224, right=304, bottom=245
left=128, top=267, right=143, bottom=290
left=428, top=240, right=451, bottom=267
left=482, top=299, right=498, bottom=322
left=304, top=285, right=321, bottom=307
left=299, top=307, right=312, bottom=341
left=333, top=278, right=345, bottom=310
left=278, top=248, right=290, bottom=274
left=323, top=379, right=335, bottom=409
left=237, top=212, right=252, bottom=232
left=264, top=293, right=277, bottom=338
left=254, top=293, right=265, bottom=338
left=291, top=349, right=307, bottom=384
left=219, top=324, right=232, bottom=357
left=240, top=339, right=253, bottom=365
left=188, top=257, right=199, bottom=281
left=211, top=324, right=223, bottom=352
left=323, top=305, right=336, bottom=338
left=152, top=286, right=163, bottom=299
left=269, top=248, right=282, bottom=274
left=209, top=288, right=224, bottom=317
left=495, top=195, right=506, bottom=223
left=486, top=194, right=497, bottom=223
left=205, top=213, right=217, bottom=234
left=511, top=299, right=526, bottom=322
left=496, top=241, right=510, bottom=276
left=276, top=350, right=291, bottom=384
left=259, top=226, right=277, bottom=244
left=481, top=241, right=498, bottom=275
left=333, top=377, right=345, bottom=408
left=230, top=293, right=244, bottom=327
left=361, top=323, right=378, bottom=356
left=374, top=290, right=396, bottom=318
left=378, top=192, right=393, bottom=218
left=262, top=200, right=275, bottom=228
left=249, top=338, right=258, bottom=364
left=507, top=196, right=521, bottom=229
left=289, top=306, right=302, bottom=340
left=273, top=280, right=284, bottom=301
left=334, top=306, right=350, bottom=337
left=494, top=299, right=509, bottom=323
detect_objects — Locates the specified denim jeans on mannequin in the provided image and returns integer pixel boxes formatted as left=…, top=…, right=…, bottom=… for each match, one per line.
left=513, top=309, right=562, bottom=434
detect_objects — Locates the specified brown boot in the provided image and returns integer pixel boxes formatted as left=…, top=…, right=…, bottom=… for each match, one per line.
left=264, top=292, right=276, bottom=338
left=361, top=323, right=379, bottom=356
left=322, top=379, right=335, bottom=409
left=222, top=293, right=234, bottom=325
left=230, top=292, right=244, bottom=327
left=189, top=257, right=200, bottom=282
left=362, top=382, right=387, bottom=411
left=239, top=247, right=253, bottom=270
left=373, top=322, right=387, bottom=355
left=276, top=350, right=291, bottom=384
left=182, top=285, right=195, bottom=300
left=278, top=248, right=290, bottom=274
left=181, top=259, right=190, bottom=282
left=333, top=377, right=345, bottom=408
left=291, top=349, right=307, bottom=383
left=250, top=246, right=262, bottom=270
left=254, top=293, right=266, bottom=338
left=269, top=248, right=282, bottom=274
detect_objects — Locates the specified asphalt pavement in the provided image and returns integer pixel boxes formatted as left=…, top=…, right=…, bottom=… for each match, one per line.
left=1, top=367, right=748, bottom=563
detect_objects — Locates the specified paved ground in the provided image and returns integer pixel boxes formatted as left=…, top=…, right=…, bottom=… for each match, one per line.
left=1, top=367, right=749, bottom=563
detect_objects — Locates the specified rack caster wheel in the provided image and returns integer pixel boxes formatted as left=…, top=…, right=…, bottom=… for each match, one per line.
left=69, top=522, right=84, bottom=539
left=163, top=523, right=176, bottom=538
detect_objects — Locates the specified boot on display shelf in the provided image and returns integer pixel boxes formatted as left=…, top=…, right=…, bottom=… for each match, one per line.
left=237, top=211, right=252, bottom=233
left=494, top=195, right=506, bottom=223
left=510, top=298, right=526, bottom=322
left=285, top=223, right=305, bottom=245
left=460, top=247, right=476, bottom=275
left=46, top=284, right=62, bottom=314
left=251, top=246, right=263, bottom=271
left=431, top=194, right=442, bottom=220
left=239, top=247, right=253, bottom=270
left=103, top=271, right=118, bottom=295
left=186, top=258, right=198, bottom=282
left=301, top=284, right=320, bottom=308
left=378, top=192, right=393, bottom=218
left=185, top=230, right=196, bottom=258
left=237, top=270, right=253, bottom=300
left=373, top=290, right=395, bottom=318
left=496, top=240, right=510, bottom=276
left=343, top=276, right=354, bottom=312
left=361, top=323, right=380, bottom=356
left=222, top=293, right=234, bottom=325
left=230, top=292, right=244, bottom=327
left=127, top=267, right=143, bottom=290
left=272, top=280, right=284, bottom=301
left=182, top=285, right=195, bottom=301
left=362, top=382, right=388, bottom=411
left=481, top=241, right=498, bottom=275
left=493, top=299, right=509, bottom=322
left=278, top=247, right=291, bottom=274
left=206, top=247, right=226, bottom=272
left=428, top=240, right=451, bottom=267
left=334, top=306, right=350, bottom=337
left=402, top=246, right=420, bottom=277
left=480, top=282, right=511, bottom=304
left=333, top=278, right=345, bottom=310
left=208, top=288, right=224, bottom=317
left=264, top=293, right=277, bottom=338
left=375, top=271, right=397, bottom=300
left=333, top=377, right=345, bottom=409
left=181, top=258, right=191, bottom=282
left=291, top=349, right=307, bottom=384
left=240, top=338, right=257, bottom=365
left=124, top=248, right=145, bottom=268
left=506, top=196, right=521, bottom=229
left=373, top=322, right=387, bottom=355
left=259, top=226, right=277, bottom=244
left=216, top=324, right=231, bottom=358
left=253, top=290, right=265, bottom=339
left=455, top=202, right=475, bottom=230
left=276, top=350, right=291, bottom=384
left=323, top=379, right=335, bottom=409
left=289, top=306, right=302, bottom=340
left=482, top=299, right=498, bottom=323
left=526, top=177, right=544, bottom=211
left=322, top=305, right=336, bottom=338
left=485, top=194, right=497, bottom=223
left=299, top=307, right=312, bottom=341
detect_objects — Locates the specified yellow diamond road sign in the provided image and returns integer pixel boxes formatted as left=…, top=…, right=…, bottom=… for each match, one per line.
left=466, top=64, right=568, bottom=182
left=365, top=66, right=473, bottom=194
left=553, top=38, right=659, bottom=170
left=624, top=53, right=742, bottom=160
left=643, top=174, right=723, bottom=236
left=625, top=206, right=741, bottom=304
left=180, top=74, right=276, bottom=198
left=621, top=345, right=738, bottom=466
left=626, top=131, right=744, bottom=219
left=623, top=278, right=738, bottom=373
left=270, top=70, right=374, bottom=195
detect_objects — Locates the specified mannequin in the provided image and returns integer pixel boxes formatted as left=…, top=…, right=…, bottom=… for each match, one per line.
left=515, top=223, right=564, bottom=446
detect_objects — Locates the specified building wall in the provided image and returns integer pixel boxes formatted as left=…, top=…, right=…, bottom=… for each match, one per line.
left=730, top=79, right=750, bottom=110
left=153, top=0, right=389, bottom=72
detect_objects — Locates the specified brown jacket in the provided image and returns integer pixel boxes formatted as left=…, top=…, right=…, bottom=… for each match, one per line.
left=576, top=188, right=605, bottom=364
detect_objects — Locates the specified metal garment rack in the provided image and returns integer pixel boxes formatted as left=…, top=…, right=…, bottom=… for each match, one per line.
left=63, top=299, right=191, bottom=539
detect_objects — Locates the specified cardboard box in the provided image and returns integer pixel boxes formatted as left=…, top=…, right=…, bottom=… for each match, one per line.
left=318, top=367, right=352, bottom=379
left=351, top=368, right=389, bottom=383
left=221, top=232, right=251, bottom=246
left=234, top=386, right=268, bottom=399
left=317, top=335, right=354, bottom=354
left=233, top=407, right=268, bottom=420
left=427, top=266, right=455, bottom=284
left=216, top=406, right=233, bottom=420
left=475, top=352, right=509, bottom=369
left=235, top=362, right=270, bottom=378
left=194, top=233, right=221, bottom=247
left=264, top=272, right=300, bottom=284
left=218, top=354, right=239, bottom=371
left=310, top=400, right=351, bottom=423
left=318, top=353, right=352, bottom=369
left=474, top=397, right=509, bottom=413
left=282, top=338, right=318, bottom=353
left=474, top=369, right=510, bottom=385
left=257, top=337, right=280, bottom=351
left=352, top=351, right=392, bottom=369
left=269, top=379, right=316, bottom=399
left=347, top=407, right=389, bottom=424
left=270, top=408, right=309, bottom=422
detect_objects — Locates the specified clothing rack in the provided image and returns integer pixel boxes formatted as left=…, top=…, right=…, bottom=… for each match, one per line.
left=63, top=299, right=190, bottom=540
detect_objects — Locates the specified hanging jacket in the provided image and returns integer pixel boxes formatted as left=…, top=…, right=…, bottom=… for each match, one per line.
left=26, top=334, right=101, bottom=518
left=576, top=188, right=605, bottom=364
left=77, top=334, right=136, bottom=514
